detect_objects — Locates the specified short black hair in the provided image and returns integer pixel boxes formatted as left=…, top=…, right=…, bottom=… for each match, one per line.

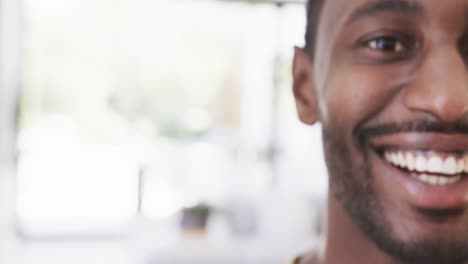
left=305, top=0, right=324, bottom=58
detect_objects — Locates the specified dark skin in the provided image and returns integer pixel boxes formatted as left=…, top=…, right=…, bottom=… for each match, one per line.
left=293, top=0, right=468, bottom=263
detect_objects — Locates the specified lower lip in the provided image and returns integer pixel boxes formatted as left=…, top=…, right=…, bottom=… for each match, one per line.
left=371, top=149, right=468, bottom=209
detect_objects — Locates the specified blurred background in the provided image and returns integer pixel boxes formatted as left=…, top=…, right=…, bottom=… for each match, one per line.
left=0, top=0, right=328, bottom=263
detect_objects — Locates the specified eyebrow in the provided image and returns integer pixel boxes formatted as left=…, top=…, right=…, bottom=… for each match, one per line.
left=346, top=0, right=424, bottom=25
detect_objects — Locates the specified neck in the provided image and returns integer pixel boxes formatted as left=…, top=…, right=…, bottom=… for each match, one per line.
left=321, top=194, right=468, bottom=264
left=323, top=194, right=396, bottom=264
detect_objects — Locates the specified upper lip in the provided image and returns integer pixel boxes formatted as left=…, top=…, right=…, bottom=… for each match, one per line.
left=369, top=132, right=468, bottom=153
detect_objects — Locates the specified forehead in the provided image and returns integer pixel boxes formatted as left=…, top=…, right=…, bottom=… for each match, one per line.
left=321, top=0, right=468, bottom=22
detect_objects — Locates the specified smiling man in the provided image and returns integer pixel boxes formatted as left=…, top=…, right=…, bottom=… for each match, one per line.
left=292, top=0, right=468, bottom=263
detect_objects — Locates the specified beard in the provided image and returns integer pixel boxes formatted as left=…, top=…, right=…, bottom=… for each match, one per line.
left=322, top=123, right=468, bottom=264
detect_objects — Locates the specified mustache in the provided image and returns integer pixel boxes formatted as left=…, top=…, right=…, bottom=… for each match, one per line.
left=358, top=120, right=468, bottom=140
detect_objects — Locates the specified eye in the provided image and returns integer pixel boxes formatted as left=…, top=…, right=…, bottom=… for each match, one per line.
left=367, top=36, right=405, bottom=53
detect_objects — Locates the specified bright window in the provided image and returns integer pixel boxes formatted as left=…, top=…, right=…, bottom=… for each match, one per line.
left=17, top=0, right=326, bottom=238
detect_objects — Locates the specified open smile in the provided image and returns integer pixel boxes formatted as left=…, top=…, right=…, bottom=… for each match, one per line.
left=370, top=132, right=468, bottom=210
left=383, top=150, right=466, bottom=186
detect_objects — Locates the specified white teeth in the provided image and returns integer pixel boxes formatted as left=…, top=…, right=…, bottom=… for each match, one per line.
left=419, top=174, right=429, bottom=182
left=406, top=152, right=415, bottom=171
left=428, top=174, right=438, bottom=185
left=385, top=152, right=391, bottom=163
left=443, top=157, right=457, bottom=175
left=437, top=176, right=448, bottom=185
left=457, top=159, right=465, bottom=174
left=415, top=155, right=426, bottom=172
left=428, top=156, right=443, bottom=174
left=384, top=150, right=468, bottom=177
left=390, top=153, right=398, bottom=165
left=414, top=174, right=462, bottom=186
left=397, top=152, right=405, bottom=168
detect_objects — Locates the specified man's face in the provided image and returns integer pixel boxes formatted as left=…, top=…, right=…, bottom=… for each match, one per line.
left=294, top=0, right=468, bottom=263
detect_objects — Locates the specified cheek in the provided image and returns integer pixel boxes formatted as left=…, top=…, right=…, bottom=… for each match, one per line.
left=320, top=66, right=405, bottom=132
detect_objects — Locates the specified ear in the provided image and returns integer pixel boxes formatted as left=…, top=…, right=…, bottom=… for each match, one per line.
left=292, top=47, right=319, bottom=125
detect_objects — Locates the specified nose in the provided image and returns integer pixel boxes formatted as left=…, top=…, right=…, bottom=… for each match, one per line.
left=404, top=46, right=468, bottom=123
